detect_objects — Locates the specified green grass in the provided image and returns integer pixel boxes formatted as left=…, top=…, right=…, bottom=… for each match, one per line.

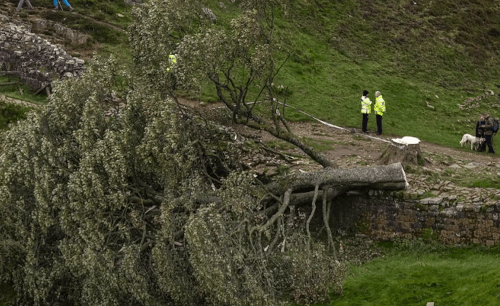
left=0, top=77, right=48, bottom=105
left=9, top=0, right=500, bottom=152
left=35, top=2, right=133, bottom=65
left=419, top=191, right=438, bottom=199
left=303, top=137, right=338, bottom=152
left=469, top=178, right=500, bottom=189
left=37, top=0, right=134, bottom=29
left=199, top=0, right=500, bottom=149
left=40, top=10, right=129, bottom=44
left=266, top=140, right=297, bottom=151
left=325, top=242, right=500, bottom=306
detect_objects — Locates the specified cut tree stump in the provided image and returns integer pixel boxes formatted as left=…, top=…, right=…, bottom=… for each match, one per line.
left=379, top=136, right=426, bottom=166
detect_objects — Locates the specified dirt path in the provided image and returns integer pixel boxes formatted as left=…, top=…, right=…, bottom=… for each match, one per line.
left=4, top=1, right=127, bottom=34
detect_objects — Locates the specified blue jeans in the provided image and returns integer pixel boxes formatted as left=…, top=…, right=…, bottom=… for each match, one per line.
left=54, top=0, right=71, bottom=7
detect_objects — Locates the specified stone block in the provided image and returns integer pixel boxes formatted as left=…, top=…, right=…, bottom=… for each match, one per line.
left=412, top=222, right=422, bottom=229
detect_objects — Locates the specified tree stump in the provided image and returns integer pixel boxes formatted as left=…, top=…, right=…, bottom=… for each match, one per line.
left=379, top=136, right=426, bottom=166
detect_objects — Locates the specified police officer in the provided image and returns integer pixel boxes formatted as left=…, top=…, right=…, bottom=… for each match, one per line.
left=374, top=91, right=386, bottom=135
left=361, top=90, right=372, bottom=133
left=167, top=54, right=177, bottom=72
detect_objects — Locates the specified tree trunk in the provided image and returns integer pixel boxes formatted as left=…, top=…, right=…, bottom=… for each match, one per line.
left=265, top=162, right=407, bottom=196
left=260, top=163, right=407, bottom=216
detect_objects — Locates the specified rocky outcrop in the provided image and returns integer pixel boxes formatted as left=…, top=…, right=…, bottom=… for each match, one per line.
left=31, top=19, right=88, bottom=47
left=0, top=14, right=85, bottom=90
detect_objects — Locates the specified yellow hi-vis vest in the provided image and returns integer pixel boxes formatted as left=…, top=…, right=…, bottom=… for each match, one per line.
left=374, top=95, right=386, bottom=116
left=167, top=54, right=177, bottom=71
left=361, top=96, right=372, bottom=114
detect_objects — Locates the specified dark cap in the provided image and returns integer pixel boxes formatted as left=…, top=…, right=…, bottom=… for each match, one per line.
left=363, top=90, right=369, bottom=96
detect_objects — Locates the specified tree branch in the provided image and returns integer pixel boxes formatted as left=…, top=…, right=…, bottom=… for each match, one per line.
left=306, top=184, right=319, bottom=252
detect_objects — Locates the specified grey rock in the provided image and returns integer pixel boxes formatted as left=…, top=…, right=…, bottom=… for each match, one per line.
left=464, top=163, right=477, bottom=169
left=428, top=197, right=443, bottom=205
left=202, top=7, right=217, bottom=21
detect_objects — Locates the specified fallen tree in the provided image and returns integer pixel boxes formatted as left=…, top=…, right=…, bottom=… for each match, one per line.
left=0, top=57, right=408, bottom=306
left=0, top=1, right=409, bottom=305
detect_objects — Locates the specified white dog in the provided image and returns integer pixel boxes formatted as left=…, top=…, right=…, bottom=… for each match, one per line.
left=472, top=137, right=485, bottom=151
left=460, top=133, right=485, bottom=150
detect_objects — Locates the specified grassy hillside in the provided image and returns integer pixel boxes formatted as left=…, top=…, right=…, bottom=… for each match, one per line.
left=201, top=0, right=500, bottom=148
left=8, top=0, right=500, bottom=149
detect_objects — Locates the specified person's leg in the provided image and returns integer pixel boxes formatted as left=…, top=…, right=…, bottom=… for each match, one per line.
left=376, top=115, right=382, bottom=135
left=53, top=0, right=58, bottom=8
left=61, top=0, right=71, bottom=7
left=25, top=0, right=34, bottom=8
left=362, top=114, right=368, bottom=132
left=485, top=135, right=495, bottom=154
left=16, top=0, right=24, bottom=11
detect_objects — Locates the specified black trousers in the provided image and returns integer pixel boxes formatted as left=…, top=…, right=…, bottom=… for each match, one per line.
left=362, top=113, right=369, bottom=132
left=376, top=114, right=383, bottom=135
left=485, top=135, right=495, bottom=154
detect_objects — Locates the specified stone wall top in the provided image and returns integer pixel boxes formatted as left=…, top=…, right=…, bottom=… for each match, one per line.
left=0, top=13, right=85, bottom=91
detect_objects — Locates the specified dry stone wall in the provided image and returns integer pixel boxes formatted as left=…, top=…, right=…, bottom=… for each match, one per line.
left=0, top=14, right=85, bottom=90
left=329, top=189, right=500, bottom=246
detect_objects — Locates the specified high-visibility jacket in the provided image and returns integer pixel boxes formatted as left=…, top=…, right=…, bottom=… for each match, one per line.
left=374, top=95, right=386, bottom=116
left=361, top=96, right=372, bottom=114
left=167, top=54, right=177, bottom=71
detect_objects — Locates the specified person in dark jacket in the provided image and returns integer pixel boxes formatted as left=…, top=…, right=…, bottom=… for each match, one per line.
left=475, top=115, right=486, bottom=152
left=480, top=113, right=495, bottom=154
